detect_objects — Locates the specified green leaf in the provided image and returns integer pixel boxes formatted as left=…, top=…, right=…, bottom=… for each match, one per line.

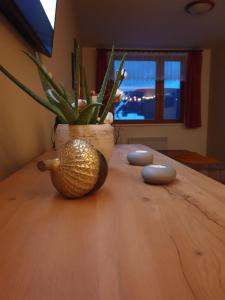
left=34, top=52, right=56, bottom=105
left=50, top=90, right=78, bottom=124
left=82, top=67, right=91, bottom=104
left=35, top=52, right=51, bottom=90
left=34, top=53, right=73, bottom=110
left=58, top=83, right=75, bottom=107
left=59, top=84, right=70, bottom=101
left=75, top=103, right=102, bottom=124
left=97, top=46, right=115, bottom=104
left=99, top=53, right=126, bottom=123
left=91, top=46, right=115, bottom=123
left=23, top=51, right=64, bottom=98
left=0, top=64, right=68, bottom=123
left=60, top=87, right=76, bottom=107
left=73, top=40, right=80, bottom=109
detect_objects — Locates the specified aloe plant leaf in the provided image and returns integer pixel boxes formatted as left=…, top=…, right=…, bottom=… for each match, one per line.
left=50, top=90, right=78, bottom=124
left=75, top=103, right=102, bottom=124
left=73, top=40, right=80, bottom=111
left=99, top=53, right=126, bottom=124
left=34, top=52, right=73, bottom=110
left=23, top=51, right=64, bottom=98
left=90, top=46, right=115, bottom=123
left=59, top=83, right=71, bottom=102
left=33, top=52, right=57, bottom=105
left=60, top=85, right=76, bottom=107
left=0, top=64, right=68, bottom=123
left=97, top=46, right=115, bottom=104
left=35, top=52, right=51, bottom=90
left=82, top=67, right=91, bottom=105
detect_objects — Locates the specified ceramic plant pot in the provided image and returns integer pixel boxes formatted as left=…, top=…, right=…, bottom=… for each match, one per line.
left=54, top=124, right=114, bottom=161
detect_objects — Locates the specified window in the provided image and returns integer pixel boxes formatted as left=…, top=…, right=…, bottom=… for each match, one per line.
left=113, top=52, right=187, bottom=124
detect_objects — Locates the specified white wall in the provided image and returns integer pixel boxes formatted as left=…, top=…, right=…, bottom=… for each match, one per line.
left=0, top=0, right=79, bottom=180
left=83, top=48, right=211, bottom=155
left=82, top=47, right=97, bottom=91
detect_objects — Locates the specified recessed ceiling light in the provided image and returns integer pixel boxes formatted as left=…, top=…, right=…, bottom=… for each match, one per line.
left=185, top=0, right=215, bottom=15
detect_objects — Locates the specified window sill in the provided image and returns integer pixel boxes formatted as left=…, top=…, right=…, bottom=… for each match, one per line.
left=114, top=123, right=184, bottom=127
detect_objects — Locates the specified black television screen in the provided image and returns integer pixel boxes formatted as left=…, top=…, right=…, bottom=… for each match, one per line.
left=0, top=0, right=58, bottom=57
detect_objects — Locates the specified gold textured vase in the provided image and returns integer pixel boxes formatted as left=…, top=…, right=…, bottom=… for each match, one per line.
left=37, top=139, right=108, bottom=198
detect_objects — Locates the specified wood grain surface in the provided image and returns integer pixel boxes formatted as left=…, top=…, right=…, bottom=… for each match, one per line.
left=0, top=144, right=225, bottom=300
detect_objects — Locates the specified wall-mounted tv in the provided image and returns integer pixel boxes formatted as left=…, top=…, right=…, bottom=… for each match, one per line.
left=0, top=0, right=58, bottom=57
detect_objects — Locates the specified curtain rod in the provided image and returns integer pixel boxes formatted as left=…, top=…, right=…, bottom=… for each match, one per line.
left=100, top=48, right=202, bottom=53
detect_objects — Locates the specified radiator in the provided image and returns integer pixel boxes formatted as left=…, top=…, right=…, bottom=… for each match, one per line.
left=127, top=137, right=168, bottom=150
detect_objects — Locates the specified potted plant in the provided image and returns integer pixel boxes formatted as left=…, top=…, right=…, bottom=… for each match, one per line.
left=0, top=43, right=126, bottom=161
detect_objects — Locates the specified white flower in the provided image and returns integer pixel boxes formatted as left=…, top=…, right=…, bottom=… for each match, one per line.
left=116, top=68, right=127, bottom=80
left=91, top=95, right=98, bottom=103
left=71, top=99, right=87, bottom=110
left=116, top=89, right=124, bottom=100
left=121, top=69, right=127, bottom=79
left=78, top=99, right=87, bottom=111
left=104, top=112, right=113, bottom=124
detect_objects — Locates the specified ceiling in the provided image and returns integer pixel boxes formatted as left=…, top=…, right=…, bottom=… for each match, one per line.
left=74, top=0, right=225, bottom=49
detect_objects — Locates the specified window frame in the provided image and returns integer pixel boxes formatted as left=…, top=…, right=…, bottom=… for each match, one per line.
left=112, top=52, right=186, bottom=125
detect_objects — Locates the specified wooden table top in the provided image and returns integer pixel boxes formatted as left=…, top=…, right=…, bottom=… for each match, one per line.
left=0, top=144, right=225, bottom=300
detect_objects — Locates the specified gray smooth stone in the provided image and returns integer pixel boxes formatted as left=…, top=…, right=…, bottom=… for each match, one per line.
left=141, top=164, right=176, bottom=185
left=127, top=150, right=154, bottom=166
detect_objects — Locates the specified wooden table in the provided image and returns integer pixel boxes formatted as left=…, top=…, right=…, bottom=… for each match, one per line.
left=0, top=144, right=225, bottom=300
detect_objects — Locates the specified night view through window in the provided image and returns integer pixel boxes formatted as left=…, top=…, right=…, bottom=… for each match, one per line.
left=163, top=61, right=181, bottom=120
left=114, top=59, right=182, bottom=122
